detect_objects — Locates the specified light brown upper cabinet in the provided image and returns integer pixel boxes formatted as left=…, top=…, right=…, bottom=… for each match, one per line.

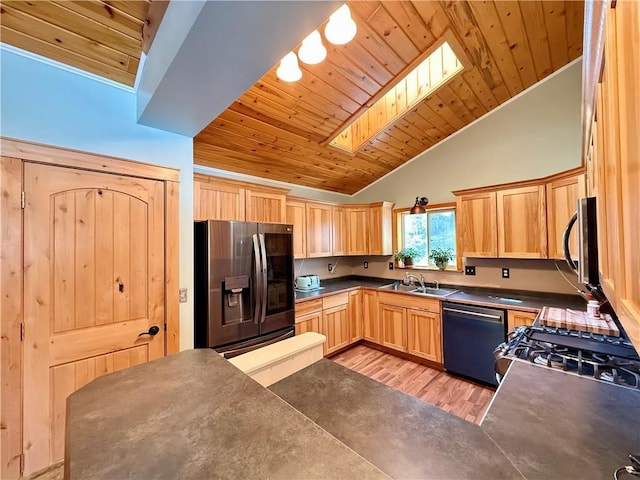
left=546, top=174, right=586, bottom=259
left=456, top=192, right=498, bottom=257
left=369, top=202, right=394, bottom=255
left=306, top=202, right=333, bottom=257
left=245, top=188, right=287, bottom=223
left=581, top=0, right=640, bottom=351
left=194, top=174, right=246, bottom=221
left=194, top=174, right=288, bottom=224
left=497, top=185, right=547, bottom=258
left=286, top=200, right=307, bottom=259
left=331, top=205, right=348, bottom=256
left=346, top=206, right=370, bottom=255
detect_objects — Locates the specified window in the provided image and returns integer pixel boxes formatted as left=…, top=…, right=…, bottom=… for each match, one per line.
left=398, top=206, right=457, bottom=268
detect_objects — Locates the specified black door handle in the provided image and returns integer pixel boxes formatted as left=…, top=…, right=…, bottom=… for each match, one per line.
left=138, top=326, right=160, bottom=337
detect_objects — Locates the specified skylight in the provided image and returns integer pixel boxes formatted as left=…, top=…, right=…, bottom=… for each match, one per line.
left=329, top=40, right=465, bottom=153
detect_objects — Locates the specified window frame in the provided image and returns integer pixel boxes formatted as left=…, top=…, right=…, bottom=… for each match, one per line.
left=393, top=201, right=461, bottom=272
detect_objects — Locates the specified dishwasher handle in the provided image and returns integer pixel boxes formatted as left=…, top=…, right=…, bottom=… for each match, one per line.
left=443, top=307, right=504, bottom=322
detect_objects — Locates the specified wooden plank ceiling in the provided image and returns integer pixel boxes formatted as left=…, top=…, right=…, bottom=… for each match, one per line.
left=195, top=0, right=584, bottom=195
left=0, top=0, right=153, bottom=86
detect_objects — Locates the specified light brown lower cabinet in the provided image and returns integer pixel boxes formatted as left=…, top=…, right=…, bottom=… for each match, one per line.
left=323, top=304, right=350, bottom=355
left=380, top=303, right=407, bottom=352
left=362, top=289, right=380, bottom=343
left=407, top=309, right=442, bottom=363
left=348, top=290, right=363, bottom=343
left=507, top=309, right=539, bottom=331
left=295, top=311, right=322, bottom=336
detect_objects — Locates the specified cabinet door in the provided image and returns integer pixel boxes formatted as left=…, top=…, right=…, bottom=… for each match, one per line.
left=407, top=309, right=442, bottom=363
left=497, top=185, right=547, bottom=258
left=507, top=309, right=538, bottom=331
left=369, top=203, right=393, bottom=255
left=348, top=290, right=363, bottom=343
left=456, top=192, right=497, bottom=257
left=346, top=207, right=369, bottom=255
left=295, top=311, right=322, bottom=336
left=379, top=303, right=407, bottom=352
left=306, top=202, right=333, bottom=257
left=331, top=206, right=348, bottom=256
left=362, top=289, right=380, bottom=343
left=323, top=305, right=350, bottom=355
left=246, top=189, right=287, bottom=223
left=546, top=175, right=586, bottom=259
left=286, top=200, right=307, bottom=259
left=194, top=179, right=245, bottom=221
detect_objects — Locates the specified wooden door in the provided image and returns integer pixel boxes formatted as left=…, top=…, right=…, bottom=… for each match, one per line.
left=368, top=203, right=393, bottom=255
left=507, top=309, right=538, bottom=331
left=23, top=163, right=166, bottom=475
left=497, top=185, right=547, bottom=258
left=456, top=192, right=497, bottom=257
left=194, top=176, right=245, bottom=221
left=306, top=202, right=332, bottom=257
left=286, top=200, right=307, bottom=258
left=322, top=305, right=349, bottom=355
left=245, top=188, right=287, bottom=223
left=331, top=206, right=347, bottom=256
left=348, top=289, right=363, bottom=343
left=407, top=309, right=442, bottom=363
left=546, top=174, right=586, bottom=259
left=362, top=289, right=379, bottom=343
left=346, top=207, right=369, bottom=255
left=379, top=303, right=406, bottom=352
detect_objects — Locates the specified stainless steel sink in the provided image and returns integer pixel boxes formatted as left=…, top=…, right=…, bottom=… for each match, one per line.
left=379, top=283, right=418, bottom=292
left=379, top=283, right=458, bottom=297
left=413, top=287, right=458, bottom=297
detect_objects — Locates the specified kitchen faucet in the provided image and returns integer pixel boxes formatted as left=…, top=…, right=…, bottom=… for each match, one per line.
left=404, top=272, right=426, bottom=293
left=433, top=280, right=440, bottom=290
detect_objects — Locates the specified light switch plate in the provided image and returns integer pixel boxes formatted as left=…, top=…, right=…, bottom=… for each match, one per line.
left=179, top=288, right=188, bottom=303
left=389, top=262, right=394, bottom=270
left=364, top=261, right=368, bottom=269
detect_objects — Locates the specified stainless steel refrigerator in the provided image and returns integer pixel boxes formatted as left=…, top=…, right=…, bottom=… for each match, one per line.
left=194, top=220, right=295, bottom=357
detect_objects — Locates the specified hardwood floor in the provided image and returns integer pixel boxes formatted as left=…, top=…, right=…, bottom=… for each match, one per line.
left=331, top=344, right=495, bottom=424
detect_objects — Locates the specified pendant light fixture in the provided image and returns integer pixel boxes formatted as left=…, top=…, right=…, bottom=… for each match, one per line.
left=410, top=197, right=429, bottom=214
left=325, top=4, right=357, bottom=45
left=298, top=30, right=327, bottom=65
left=276, top=52, right=302, bottom=82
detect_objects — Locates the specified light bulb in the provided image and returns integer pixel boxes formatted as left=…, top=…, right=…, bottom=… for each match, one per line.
left=325, top=4, right=357, bottom=45
left=298, top=30, right=327, bottom=65
left=276, top=52, right=302, bottom=82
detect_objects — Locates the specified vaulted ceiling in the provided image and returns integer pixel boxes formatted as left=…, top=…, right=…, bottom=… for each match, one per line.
left=194, top=1, right=584, bottom=194
left=0, top=1, right=584, bottom=195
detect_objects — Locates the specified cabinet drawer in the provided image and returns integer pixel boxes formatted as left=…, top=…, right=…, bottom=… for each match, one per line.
left=322, top=292, right=349, bottom=310
left=295, top=298, right=323, bottom=317
left=377, top=292, right=439, bottom=312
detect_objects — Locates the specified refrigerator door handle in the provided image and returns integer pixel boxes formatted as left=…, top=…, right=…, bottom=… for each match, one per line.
left=259, top=233, right=268, bottom=324
left=252, top=234, right=261, bottom=325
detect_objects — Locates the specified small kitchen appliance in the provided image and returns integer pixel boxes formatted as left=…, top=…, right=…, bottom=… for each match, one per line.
left=295, top=274, right=321, bottom=291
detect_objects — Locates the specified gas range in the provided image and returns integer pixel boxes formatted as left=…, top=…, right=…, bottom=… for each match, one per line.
left=495, top=325, right=640, bottom=389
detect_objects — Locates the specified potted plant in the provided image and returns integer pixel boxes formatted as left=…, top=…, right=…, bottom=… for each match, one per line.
left=393, top=247, right=420, bottom=267
left=429, top=247, right=454, bottom=270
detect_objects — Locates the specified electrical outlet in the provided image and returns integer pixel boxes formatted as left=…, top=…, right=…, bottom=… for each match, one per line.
left=465, top=266, right=476, bottom=275
left=389, top=262, right=394, bottom=270
left=502, top=268, right=510, bottom=279
left=179, top=288, right=188, bottom=303
left=328, top=263, right=333, bottom=272
left=364, top=261, right=368, bottom=269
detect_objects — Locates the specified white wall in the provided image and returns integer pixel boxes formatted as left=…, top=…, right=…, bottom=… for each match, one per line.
left=0, top=47, right=196, bottom=350
left=353, top=59, right=583, bottom=206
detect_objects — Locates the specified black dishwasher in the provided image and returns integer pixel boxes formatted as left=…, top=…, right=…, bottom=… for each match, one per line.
left=442, top=302, right=506, bottom=387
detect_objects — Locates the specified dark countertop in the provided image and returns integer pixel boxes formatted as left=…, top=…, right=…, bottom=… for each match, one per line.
left=482, top=360, right=640, bottom=480
left=270, top=359, right=523, bottom=480
left=271, top=359, right=640, bottom=480
left=65, top=349, right=388, bottom=480
left=295, top=275, right=585, bottom=312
